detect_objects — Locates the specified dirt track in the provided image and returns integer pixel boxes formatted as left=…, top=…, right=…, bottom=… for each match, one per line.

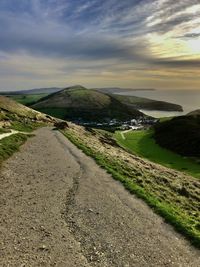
left=0, top=127, right=199, bottom=266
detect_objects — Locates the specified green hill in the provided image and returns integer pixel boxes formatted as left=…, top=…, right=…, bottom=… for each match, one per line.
left=32, top=85, right=144, bottom=121
left=111, top=94, right=183, bottom=111
left=154, top=115, right=200, bottom=157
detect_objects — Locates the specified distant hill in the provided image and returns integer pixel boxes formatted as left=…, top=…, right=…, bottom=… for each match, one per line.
left=0, top=87, right=62, bottom=95
left=96, top=87, right=155, bottom=94
left=187, top=109, right=200, bottom=116
left=32, top=85, right=144, bottom=121
left=111, top=94, right=183, bottom=112
left=154, top=115, right=200, bottom=157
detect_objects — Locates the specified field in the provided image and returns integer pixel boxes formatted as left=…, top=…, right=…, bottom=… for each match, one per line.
left=0, top=134, right=30, bottom=165
left=8, top=94, right=48, bottom=105
left=115, top=130, right=200, bottom=178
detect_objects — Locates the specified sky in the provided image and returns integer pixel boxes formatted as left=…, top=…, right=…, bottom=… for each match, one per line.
left=0, top=0, right=200, bottom=91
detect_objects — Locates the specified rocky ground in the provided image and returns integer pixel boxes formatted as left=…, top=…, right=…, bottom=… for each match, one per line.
left=0, top=127, right=200, bottom=266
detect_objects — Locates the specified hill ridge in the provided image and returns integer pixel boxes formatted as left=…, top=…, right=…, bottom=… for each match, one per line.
left=32, top=86, right=144, bottom=121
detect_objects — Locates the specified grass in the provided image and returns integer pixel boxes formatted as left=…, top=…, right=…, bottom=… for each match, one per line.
left=10, top=121, right=45, bottom=132
left=0, top=133, right=31, bottom=165
left=9, top=94, right=48, bottom=106
left=0, top=128, right=11, bottom=134
left=62, top=128, right=200, bottom=248
left=115, top=130, right=200, bottom=179
left=159, top=116, right=174, bottom=122
left=0, top=121, right=44, bottom=164
left=35, top=107, right=68, bottom=120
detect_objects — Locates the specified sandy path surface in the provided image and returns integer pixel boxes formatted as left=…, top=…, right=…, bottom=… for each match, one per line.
left=0, top=127, right=199, bottom=267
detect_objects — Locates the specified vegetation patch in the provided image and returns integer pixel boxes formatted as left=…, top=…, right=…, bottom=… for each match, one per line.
left=62, top=125, right=200, bottom=248
left=0, top=134, right=31, bottom=165
left=115, top=130, right=200, bottom=178
left=10, top=121, right=45, bottom=132
left=0, top=128, right=11, bottom=134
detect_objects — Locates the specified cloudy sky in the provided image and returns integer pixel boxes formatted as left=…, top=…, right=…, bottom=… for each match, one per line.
left=0, top=0, right=200, bottom=91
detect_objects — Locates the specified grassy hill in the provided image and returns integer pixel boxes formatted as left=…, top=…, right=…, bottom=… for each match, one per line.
left=0, top=96, right=54, bottom=121
left=32, top=85, right=144, bottom=121
left=154, top=115, right=200, bottom=157
left=111, top=94, right=183, bottom=111
left=0, top=96, right=57, bottom=132
left=0, top=96, right=40, bottom=119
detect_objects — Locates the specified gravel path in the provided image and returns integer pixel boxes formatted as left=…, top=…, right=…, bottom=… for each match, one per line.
left=0, top=127, right=199, bottom=266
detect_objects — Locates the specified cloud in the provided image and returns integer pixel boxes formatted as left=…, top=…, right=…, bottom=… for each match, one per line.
left=0, top=0, right=200, bottom=90
left=0, top=6, right=152, bottom=62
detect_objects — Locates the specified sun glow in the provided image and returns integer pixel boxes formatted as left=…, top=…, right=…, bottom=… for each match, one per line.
left=186, top=37, right=200, bottom=54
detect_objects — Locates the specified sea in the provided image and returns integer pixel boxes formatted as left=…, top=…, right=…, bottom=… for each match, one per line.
left=114, top=89, right=200, bottom=118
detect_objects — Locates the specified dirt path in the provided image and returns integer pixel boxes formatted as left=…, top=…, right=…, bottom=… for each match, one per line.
left=0, top=127, right=199, bottom=266
left=120, top=129, right=132, bottom=140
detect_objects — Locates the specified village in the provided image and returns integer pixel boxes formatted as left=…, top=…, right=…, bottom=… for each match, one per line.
left=75, top=116, right=158, bottom=130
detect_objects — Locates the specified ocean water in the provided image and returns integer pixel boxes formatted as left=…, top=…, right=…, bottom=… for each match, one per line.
left=115, top=89, right=200, bottom=118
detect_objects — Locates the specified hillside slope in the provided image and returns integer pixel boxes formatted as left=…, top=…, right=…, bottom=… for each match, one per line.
left=154, top=115, right=200, bottom=157
left=63, top=123, right=200, bottom=247
left=32, top=85, right=144, bottom=121
left=0, top=96, right=55, bottom=125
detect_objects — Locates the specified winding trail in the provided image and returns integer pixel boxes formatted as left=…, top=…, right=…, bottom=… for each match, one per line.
left=120, top=129, right=132, bottom=140
left=0, top=130, right=19, bottom=140
left=0, top=127, right=199, bottom=266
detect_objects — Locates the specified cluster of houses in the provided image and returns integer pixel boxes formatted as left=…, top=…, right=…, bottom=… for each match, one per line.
left=75, top=116, right=158, bottom=131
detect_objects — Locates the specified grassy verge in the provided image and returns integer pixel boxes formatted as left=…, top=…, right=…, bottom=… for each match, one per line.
left=0, top=133, right=31, bottom=165
left=10, top=121, right=45, bottom=132
left=0, top=128, right=11, bottom=134
left=62, top=128, right=200, bottom=248
left=0, top=121, right=44, bottom=164
left=115, top=130, right=200, bottom=179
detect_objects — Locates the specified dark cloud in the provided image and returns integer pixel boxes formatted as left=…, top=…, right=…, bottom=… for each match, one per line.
left=149, top=13, right=199, bottom=33
left=152, top=58, right=200, bottom=68
left=0, top=8, right=151, bottom=62
left=177, top=33, right=200, bottom=39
